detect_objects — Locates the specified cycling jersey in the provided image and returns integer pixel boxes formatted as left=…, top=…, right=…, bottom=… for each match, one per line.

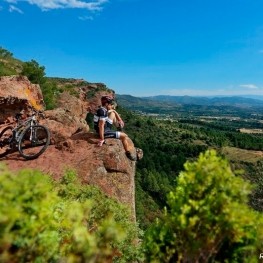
left=93, top=107, right=120, bottom=139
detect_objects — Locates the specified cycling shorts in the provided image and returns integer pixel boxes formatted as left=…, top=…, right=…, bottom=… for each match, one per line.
left=104, top=130, right=121, bottom=139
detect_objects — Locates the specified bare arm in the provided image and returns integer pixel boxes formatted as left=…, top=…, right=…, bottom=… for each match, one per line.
left=112, top=110, right=122, bottom=122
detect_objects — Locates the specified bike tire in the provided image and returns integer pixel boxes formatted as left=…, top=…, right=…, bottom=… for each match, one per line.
left=0, top=126, right=13, bottom=158
left=18, top=125, right=50, bottom=160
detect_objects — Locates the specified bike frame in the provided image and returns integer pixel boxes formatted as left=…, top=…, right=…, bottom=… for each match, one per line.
left=11, top=114, right=39, bottom=145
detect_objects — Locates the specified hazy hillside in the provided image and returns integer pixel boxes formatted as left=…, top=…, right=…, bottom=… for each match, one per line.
left=117, top=94, right=263, bottom=109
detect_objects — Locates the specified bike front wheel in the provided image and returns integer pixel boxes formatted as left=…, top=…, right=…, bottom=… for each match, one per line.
left=0, top=126, right=13, bottom=158
left=18, top=125, right=50, bottom=160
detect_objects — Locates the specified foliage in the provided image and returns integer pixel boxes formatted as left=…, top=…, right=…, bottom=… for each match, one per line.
left=21, top=59, right=46, bottom=85
left=0, top=47, right=22, bottom=76
left=116, top=106, right=208, bottom=228
left=86, top=84, right=112, bottom=99
left=241, top=160, right=263, bottom=213
left=115, top=103, right=263, bottom=229
left=0, top=165, right=142, bottom=262
left=0, top=166, right=60, bottom=262
left=144, top=150, right=263, bottom=263
left=41, top=80, right=58, bottom=110
left=0, top=61, right=17, bottom=76
left=0, top=47, right=13, bottom=59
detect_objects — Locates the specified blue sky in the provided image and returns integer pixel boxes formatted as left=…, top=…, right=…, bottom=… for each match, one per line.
left=1, top=0, right=263, bottom=97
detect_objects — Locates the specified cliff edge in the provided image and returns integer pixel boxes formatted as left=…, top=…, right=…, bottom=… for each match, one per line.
left=0, top=76, right=138, bottom=221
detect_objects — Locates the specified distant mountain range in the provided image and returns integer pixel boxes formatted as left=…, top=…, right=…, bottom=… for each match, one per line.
left=116, top=94, right=263, bottom=108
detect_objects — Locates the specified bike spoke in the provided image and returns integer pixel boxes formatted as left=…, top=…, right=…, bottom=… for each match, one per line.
left=18, top=125, right=50, bottom=160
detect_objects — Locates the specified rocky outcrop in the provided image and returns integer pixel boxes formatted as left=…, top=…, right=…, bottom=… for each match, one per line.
left=42, top=107, right=89, bottom=144
left=0, top=75, right=45, bottom=123
left=0, top=76, right=138, bottom=220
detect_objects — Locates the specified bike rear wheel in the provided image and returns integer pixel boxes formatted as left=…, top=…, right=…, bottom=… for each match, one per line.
left=18, top=125, right=50, bottom=160
left=0, top=126, right=13, bottom=158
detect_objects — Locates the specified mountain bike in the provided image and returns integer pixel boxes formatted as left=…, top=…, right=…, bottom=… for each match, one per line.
left=0, top=110, right=50, bottom=160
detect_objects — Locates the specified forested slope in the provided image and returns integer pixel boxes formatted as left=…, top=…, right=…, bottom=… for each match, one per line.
left=115, top=106, right=263, bottom=228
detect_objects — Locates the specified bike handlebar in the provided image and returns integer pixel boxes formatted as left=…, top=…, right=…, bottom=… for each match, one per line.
left=14, top=109, right=46, bottom=124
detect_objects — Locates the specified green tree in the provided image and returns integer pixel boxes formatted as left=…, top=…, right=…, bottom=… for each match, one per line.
left=144, top=150, right=263, bottom=263
left=0, top=47, right=13, bottom=58
left=21, top=59, right=46, bottom=85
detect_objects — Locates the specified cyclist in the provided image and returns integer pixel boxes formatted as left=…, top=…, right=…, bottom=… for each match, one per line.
left=94, top=95, right=137, bottom=161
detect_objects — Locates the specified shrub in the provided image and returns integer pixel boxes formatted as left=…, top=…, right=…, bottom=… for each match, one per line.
left=0, top=165, right=142, bottom=262
left=21, top=60, right=46, bottom=85
left=40, top=80, right=58, bottom=110
left=144, top=150, right=263, bottom=263
left=0, top=166, right=60, bottom=262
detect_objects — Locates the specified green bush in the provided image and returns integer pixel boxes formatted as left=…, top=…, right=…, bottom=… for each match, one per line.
left=0, top=166, right=60, bottom=262
left=40, top=80, right=58, bottom=110
left=21, top=59, right=46, bottom=85
left=0, top=165, right=142, bottom=262
left=0, top=62, right=17, bottom=76
left=144, top=150, right=263, bottom=263
left=0, top=47, right=13, bottom=58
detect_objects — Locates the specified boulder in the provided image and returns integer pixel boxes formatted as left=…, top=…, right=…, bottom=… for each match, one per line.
left=41, top=108, right=89, bottom=144
left=0, top=75, right=44, bottom=123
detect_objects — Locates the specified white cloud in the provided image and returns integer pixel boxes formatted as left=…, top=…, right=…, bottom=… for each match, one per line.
left=4, top=0, right=108, bottom=11
left=79, top=15, right=94, bottom=20
left=6, top=0, right=17, bottom=3
left=9, top=4, right=23, bottom=13
left=239, top=84, right=259, bottom=89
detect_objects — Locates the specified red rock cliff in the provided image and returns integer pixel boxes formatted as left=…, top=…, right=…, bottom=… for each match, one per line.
left=0, top=76, right=137, bottom=221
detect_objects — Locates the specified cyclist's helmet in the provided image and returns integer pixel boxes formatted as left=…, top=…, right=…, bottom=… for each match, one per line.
left=101, top=95, right=114, bottom=105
